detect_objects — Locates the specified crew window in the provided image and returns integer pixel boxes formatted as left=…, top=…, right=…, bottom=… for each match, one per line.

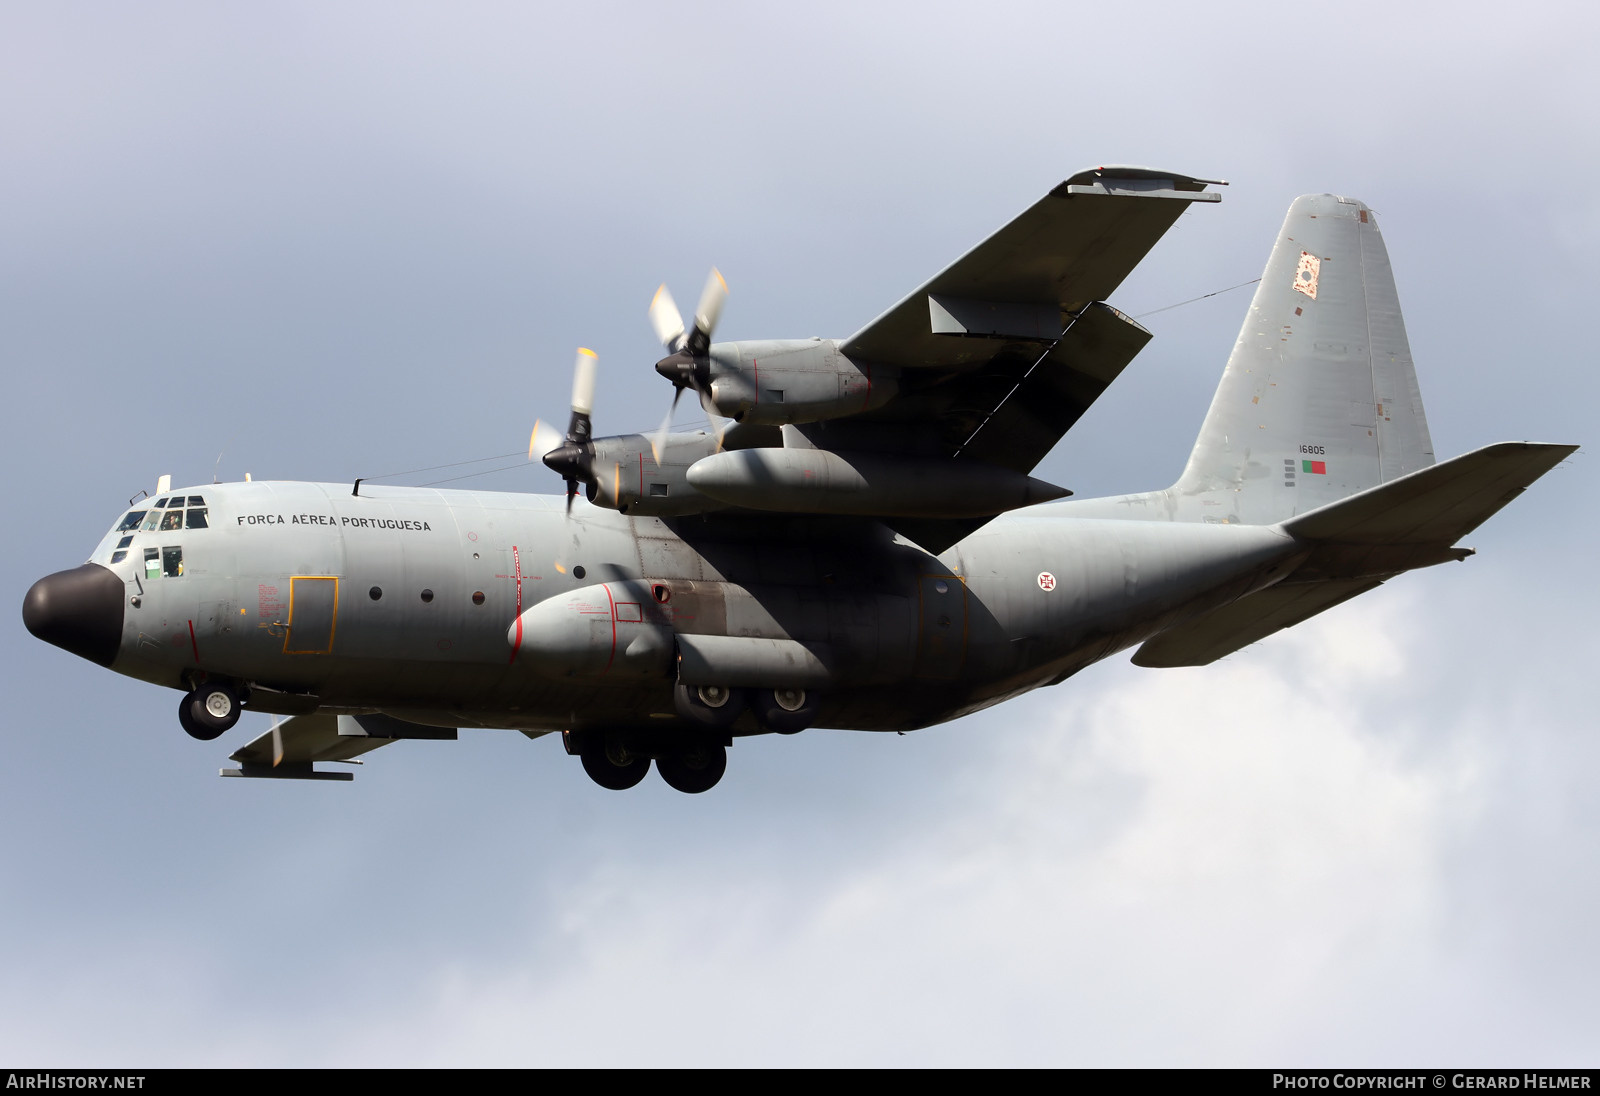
left=116, top=535, right=134, bottom=549
left=144, top=548, right=160, bottom=580
left=153, top=497, right=172, bottom=508
left=160, top=510, right=183, bottom=531
left=140, top=510, right=163, bottom=531
left=117, top=511, right=147, bottom=532
left=110, top=550, right=128, bottom=564
left=185, top=509, right=208, bottom=529
left=187, top=495, right=205, bottom=507
left=162, top=547, right=183, bottom=578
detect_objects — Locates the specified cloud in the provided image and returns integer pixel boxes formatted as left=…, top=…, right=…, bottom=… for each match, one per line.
left=2, top=0, right=1594, bottom=1068
left=112, top=583, right=1567, bottom=1068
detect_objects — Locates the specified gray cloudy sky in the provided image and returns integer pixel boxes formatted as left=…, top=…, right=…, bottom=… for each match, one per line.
left=3, top=0, right=1596, bottom=1066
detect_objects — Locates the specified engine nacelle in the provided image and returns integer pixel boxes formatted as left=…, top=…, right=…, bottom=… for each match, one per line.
left=703, top=340, right=898, bottom=426
left=582, top=433, right=730, bottom=517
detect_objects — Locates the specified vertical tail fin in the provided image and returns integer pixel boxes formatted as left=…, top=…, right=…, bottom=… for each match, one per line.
left=1173, top=194, right=1434, bottom=524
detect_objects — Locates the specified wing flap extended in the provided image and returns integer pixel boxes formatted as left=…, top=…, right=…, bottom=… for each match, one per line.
left=841, top=166, right=1219, bottom=371
left=957, top=302, right=1152, bottom=474
left=221, top=712, right=457, bottom=780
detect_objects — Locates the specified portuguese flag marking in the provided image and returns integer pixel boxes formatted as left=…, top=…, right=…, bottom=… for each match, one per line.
left=1302, top=460, right=1327, bottom=475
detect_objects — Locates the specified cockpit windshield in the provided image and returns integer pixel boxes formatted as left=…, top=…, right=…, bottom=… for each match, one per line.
left=133, top=496, right=207, bottom=533
left=109, top=496, right=207, bottom=567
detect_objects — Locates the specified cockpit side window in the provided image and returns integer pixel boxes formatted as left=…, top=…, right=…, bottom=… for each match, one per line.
left=160, top=510, right=183, bottom=531
left=185, top=508, right=209, bottom=529
left=187, top=496, right=205, bottom=507
left=140, top=510, right=162, bottom=531
left=161, top=547, right=183, bottom=578
left=117, top=511, right=147, bottom=532
left=144, top=548, right=160, bottom=580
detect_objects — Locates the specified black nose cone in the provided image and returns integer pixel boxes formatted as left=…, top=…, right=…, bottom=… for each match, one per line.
left=23, top=563, right=125, bottom=667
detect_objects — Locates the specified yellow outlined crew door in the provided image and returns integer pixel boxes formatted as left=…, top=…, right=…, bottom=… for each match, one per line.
left=284, top=576, right=338, bottom=654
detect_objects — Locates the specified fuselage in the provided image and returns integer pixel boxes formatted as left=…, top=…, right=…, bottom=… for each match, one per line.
left=54, top=479, right=1298, bottom=736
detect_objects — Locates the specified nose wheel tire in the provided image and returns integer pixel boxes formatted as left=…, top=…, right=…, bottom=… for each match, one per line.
left=580, top=736, right=651, bottom=790
left=178, top=682, right=241, bottom=741
left=656, top=740, right=727, bottom=794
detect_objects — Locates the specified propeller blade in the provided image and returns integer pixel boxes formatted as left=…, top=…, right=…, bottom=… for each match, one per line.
left=707, top=408, right=730, bottom=453
left=564, top=347, right=598, bottom=449
left=570, top=348, right=598, bottom=419
left=648, top=285, right=686, bottom=353
left=687, top=268, right=727, bottom=356
left=536, top=347, right=599, bottom=512
left=650, top=386, right=684, bottom=467
left=528, top=419, right=564, bottom=461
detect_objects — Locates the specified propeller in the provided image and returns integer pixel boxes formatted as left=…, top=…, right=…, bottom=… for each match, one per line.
left=649, top=269, right=731, bottom=464
left=536, top=348, right=600, bottom=514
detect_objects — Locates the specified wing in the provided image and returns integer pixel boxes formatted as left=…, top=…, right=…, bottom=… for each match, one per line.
left=221, top=711, right=457, bottom=781
left=827, top=167, right=1223, bottom=551
left=843, top=166, right=1221, bottom=370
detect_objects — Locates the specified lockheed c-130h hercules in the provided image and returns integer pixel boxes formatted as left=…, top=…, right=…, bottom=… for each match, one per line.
left=23, top=167, right=1577, bottom=793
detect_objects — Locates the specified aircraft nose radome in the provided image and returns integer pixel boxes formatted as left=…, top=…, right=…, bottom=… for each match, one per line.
left=22, top=563, right=125, bottom=668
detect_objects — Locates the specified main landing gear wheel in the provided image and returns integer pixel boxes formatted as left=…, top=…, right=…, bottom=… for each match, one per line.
left=656, top=740, right=727, bottom=794
left=673, top=682, right=747, bottom=730
left=178, top=682, right=241, bottom=741
left=580, top=736, right=651, bottom=791
left=755, top=687, right=820, bottom=734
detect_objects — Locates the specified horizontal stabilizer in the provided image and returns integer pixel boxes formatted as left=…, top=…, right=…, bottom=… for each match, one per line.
left=1133, top=578, right=1383, bottom=667
left=1283, top=441, right=1577, bottom=546
left=1134, top=440, right=1576, bottom=667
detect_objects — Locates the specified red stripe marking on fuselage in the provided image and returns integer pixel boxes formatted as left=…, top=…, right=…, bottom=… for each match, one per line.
left=602, top=583, right=617, bottom=674
left=187, top=619, right=200, bottom=663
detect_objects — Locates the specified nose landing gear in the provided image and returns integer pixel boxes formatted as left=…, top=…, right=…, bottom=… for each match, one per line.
left=178, top=681, right=242, bottom=741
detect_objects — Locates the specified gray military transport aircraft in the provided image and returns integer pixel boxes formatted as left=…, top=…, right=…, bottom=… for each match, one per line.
left=23, top=167, right=1577, bottom=793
